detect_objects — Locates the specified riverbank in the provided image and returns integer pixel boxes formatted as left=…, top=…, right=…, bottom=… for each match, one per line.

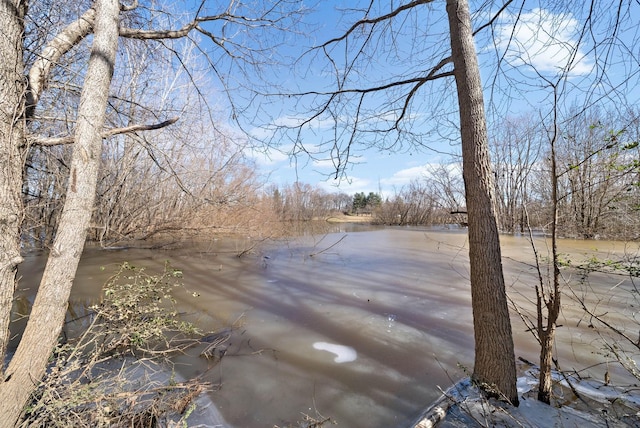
left=413, top=360, right=640, bottom=427
left=325, top=213, right=373, bottom=223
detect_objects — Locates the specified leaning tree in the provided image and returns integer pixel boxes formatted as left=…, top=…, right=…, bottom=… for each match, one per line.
left=0, top=0, right=304, bottom=424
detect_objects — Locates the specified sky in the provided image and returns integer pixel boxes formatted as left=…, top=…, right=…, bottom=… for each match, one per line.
left=229, top=1, right=640, bottom=197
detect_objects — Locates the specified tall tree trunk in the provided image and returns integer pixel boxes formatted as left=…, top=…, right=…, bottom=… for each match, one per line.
left=0, top=0, right=120, bottom=424
left=0, top=0, right=27, bottom=369
left=446, top=0, right=519, bottom=405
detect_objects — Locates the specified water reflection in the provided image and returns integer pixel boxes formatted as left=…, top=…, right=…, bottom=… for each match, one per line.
left=13, top=228, right=640, bottom=428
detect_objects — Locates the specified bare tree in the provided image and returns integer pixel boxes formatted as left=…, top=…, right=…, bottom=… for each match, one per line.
left=271, top=182, right=338, bottom=221
left=0, top=1, right=121, bottom=421
left=528, top=100, right=640, bottom=403
left=485, top=1, right=640, bottom=404
left=535, top=80, right=562, bottom=404
left=490, top=116, right=542, bottom=233
left=0, top=0, right=28, bottom=368
left=375, top=180, right=437, bottom=225
left=0, top=1, right=305, bottom=424
left=426, top=162, right=466, bottom=218
left=272, top=0, right=520, bottom=403
left=447, top=0, right=519, bottom=403
left=524, top=0, right=640, bottom=400
left=551, top=109, right=640, bottom=239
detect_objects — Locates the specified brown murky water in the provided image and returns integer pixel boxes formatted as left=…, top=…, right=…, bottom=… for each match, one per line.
left=14, top=227, right=640, bottom=427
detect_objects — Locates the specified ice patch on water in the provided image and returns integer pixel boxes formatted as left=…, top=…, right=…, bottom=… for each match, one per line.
left=312, top=342, right=357, bottom=363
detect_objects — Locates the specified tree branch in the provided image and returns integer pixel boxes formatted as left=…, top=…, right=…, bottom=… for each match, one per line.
left=290, top=69, right=453, bottom=99
left=119, top=0, right=138, bottom=12
left=28, top=117, right=179, bottom=146
left=321, top=0, right=437, bottom=47
left=26, top=7, right=96, bottom=116
left=472, top=0, right=514, bottom=36
left=119, top=11, right=280, bottom=40
left=119, top=21, right=200, bottom=40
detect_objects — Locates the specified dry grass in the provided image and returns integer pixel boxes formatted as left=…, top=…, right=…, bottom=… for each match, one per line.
left=325, top=213, right=373, bottom=223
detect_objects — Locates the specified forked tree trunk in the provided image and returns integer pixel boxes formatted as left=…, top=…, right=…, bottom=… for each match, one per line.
left=0, top=0, right=120, bottom=424
left=446, top=0, right=519, bottom=405
left=0, top=0, right=27, bottom=369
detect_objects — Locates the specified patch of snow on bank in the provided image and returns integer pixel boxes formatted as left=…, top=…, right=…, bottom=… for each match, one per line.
left=413, top=366, right=640, bottom=428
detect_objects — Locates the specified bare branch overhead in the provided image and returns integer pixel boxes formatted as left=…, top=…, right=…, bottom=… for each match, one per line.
left=28, top=117, right=179, bottom=146
left=321, top=0, right=437, bottom=47
left=26, top=7, right=96, bottom=115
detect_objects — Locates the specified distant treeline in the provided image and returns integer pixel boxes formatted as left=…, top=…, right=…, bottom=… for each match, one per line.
left=22, top=108, right=639, bottom=247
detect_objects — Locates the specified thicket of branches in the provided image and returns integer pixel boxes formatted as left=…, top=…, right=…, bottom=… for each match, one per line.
left=19, top=262, right=221, bottom=427
left=21, top=18, right=353, bottom=248
left=17, top=0, right=367, bottom=253
left=369, top=107, right=640, bottom=239
left=21, top=2, right=639, bottom=246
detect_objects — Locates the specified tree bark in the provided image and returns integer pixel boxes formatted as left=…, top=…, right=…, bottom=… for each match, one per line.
left=446, top=0, right=519, bottom=405
left=0, top=0, right=120, bottom=424
left=538, top=329, right=555, bottom=403
left=0, top=0, right=27, bottom=370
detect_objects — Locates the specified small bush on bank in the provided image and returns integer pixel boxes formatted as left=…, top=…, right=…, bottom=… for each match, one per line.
left=19, top=262, right=222, bottom=428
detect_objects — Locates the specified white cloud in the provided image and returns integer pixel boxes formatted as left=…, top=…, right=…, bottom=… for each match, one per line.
left=313, top=158, right=339, bottom=169
left=249, top=115, right=335, bottom=140
left=245, top=145, right=290, bottom=166
left=380, top=164, right=431, bottom=188
left=317, top=176, right=373, bottom=195
left=375, top=161, right=463, bottom=195
left=495, top=8, right=593, bottom=76
left=244, top=141, right=331, bottom=168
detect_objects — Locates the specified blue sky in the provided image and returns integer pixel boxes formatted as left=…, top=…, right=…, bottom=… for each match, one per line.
left=232, top=2, right=639, bottom=197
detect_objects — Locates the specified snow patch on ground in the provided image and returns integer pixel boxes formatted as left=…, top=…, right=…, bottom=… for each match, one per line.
left=413, top=364, right=640, bottom=428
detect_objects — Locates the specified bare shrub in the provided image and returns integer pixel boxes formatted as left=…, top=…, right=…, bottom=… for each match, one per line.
left=566, top=253, right=640, bottom=383
left=19, top=262, right=222, bottom=427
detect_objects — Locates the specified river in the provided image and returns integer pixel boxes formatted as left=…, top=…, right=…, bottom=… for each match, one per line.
left=14, top=226, right=640, bottom=427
